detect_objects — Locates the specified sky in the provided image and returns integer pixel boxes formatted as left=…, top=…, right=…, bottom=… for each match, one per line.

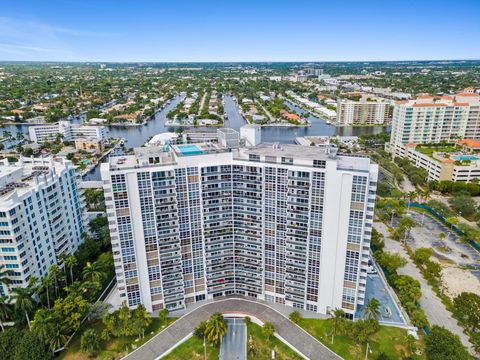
left=0, top=0, right=479, bottom=62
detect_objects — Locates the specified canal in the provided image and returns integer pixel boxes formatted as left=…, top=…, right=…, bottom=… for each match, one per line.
left=2, top=94, right=388, bottom=180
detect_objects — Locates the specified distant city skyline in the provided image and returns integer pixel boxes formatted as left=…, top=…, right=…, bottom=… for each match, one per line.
left=1, top=0, right=479, bottom=62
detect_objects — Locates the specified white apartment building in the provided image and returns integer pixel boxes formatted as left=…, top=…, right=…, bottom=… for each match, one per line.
left=0, top=157, right=84, bottom=296
left=101, top=142, right=378, bottom=318
left=29, top=121, right=106, bottom=143
left=393, top=142, right=480, bottom=182
left=389, top=92, right=480, bottom=153
left=336, top=99, right=390, bottom=126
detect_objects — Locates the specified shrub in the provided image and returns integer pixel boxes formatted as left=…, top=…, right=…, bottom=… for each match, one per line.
left=289, top=310, right=302, bottom=324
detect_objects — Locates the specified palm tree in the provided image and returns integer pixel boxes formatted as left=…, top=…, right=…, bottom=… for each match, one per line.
left=133, top=304, right=152, bottom=338
left=42, top=275, right=54, bottom=309
left=49, top=323, right=68, bottom=354
left=32, top=308, right=58, bottom=340
left=58, top=253, right=69, bottom=285
left=0, top=295, right=12, bottom=332
left=0, top=265, right=12, bottom=290
left=363, top=298, right=381, bottom=320
left=329, top=308, right=347, bottom=344
left=406, top=191, right=417, bottom=208
left=204, top=312, right=228, bottom=344
left=11, top=287, right=35, bottom=330
left=28, top=276, right=43, bottom=306
left=262, top=321, right=275, bottom=341
left=64, top=255, right=77, bottom=284
left=422, top=188, right=432, bottom=203
left=48, top=264, right=60, bottom=298
left=2, top=130, right=12, bottom=140
left=82, top=261, right=104, bottom=283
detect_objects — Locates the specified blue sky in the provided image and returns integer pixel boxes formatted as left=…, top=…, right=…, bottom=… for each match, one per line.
left=0, top=0, right=479, bottom=62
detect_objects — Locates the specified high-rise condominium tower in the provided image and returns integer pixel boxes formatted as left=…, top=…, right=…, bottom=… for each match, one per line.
left=389, top=91, right=480, bottom=152
left=101, top=142, right=378, bottom=318
left=0, top=157, right=84, bottom=296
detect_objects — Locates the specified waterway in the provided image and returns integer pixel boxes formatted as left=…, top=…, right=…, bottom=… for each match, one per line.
left=1, top=94, right=388, bottom=180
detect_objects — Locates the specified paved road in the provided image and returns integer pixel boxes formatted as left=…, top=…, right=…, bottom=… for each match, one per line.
left=220, top=318, right=246, bottom=360
left=375, top=222, right=473, bottom=353
left=123, top=297, right=341, bottom=360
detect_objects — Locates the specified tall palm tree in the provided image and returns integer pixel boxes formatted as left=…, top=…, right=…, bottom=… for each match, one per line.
left=58, top=253, right=69, bottom=285
left=42, top=275, right=54, bottom=309
left=204, top=312, right=228, bottom=344
left=28, top=276, right=42, bottom=306
left=11, top=287, right=35, bottom=330
left=363, top=298, right=381, bottom=320
left=48, top=264, right=60, bottom=298
left=64, top=255, right=77, bottom=285
left=82, top=261, right=104, bottom=283
left=329, top=308, right=347, bottom=344
left=0, top=295, right=12, bottom=332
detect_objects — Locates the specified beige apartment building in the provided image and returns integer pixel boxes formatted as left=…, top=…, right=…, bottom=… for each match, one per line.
left=336, top=99, right=390, bottom=126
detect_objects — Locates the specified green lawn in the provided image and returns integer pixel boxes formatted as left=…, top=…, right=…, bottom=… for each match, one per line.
left=162, top=335, right=220, bottom=360
left=60, top=317, right=177, bottom=360
left=416, top=145, right=456, bottom=158
left=298, top=318, right=424, bottom=360
left=246, top=322, right=303, bottom=360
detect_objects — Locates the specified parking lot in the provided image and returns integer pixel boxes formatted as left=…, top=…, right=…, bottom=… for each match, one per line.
left=406, top=210, right=480, bottom=269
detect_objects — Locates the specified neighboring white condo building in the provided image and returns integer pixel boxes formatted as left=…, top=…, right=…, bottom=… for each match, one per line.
left=0, top=157, right=84, bottom=296
left=389, top=91, right=480, bottom=153
left=336, top=99, right=390, bottom=126
left=101, top=142, right=378, bottom=318
left=29, top=121, right=106, bottom=143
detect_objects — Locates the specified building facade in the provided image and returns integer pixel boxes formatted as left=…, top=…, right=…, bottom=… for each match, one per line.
left=336, top=100, right=390, bottom=126
left=393, top=142, right=480, bottom=182
left=101, top=143, right=378, bottom=318
left=0, top=157, right=84, bottom=296
left=389, top=92, right=480, bottom=151
left=29, top=121, right=106, bottom=143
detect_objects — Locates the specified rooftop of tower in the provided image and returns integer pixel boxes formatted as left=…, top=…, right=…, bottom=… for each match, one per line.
left=106, top=142, right=376, bottom=174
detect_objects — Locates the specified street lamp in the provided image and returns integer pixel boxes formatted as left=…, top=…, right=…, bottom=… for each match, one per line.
left=203, top=335, right=206, bottom=360
left=365, top=342, right=372, bottom=360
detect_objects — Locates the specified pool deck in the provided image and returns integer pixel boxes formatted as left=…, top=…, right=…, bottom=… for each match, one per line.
left=355, top=262, right=408, bottom=326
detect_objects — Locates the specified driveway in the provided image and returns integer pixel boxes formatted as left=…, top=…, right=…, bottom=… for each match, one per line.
left=375, top=221, right=473, bottom=353
left=123, top=297, right=341, bottom=360
left=220, top=318, right=246, bottom=360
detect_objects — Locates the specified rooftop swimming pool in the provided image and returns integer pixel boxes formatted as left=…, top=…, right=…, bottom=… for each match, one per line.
left=177, top=144, right=203, bottom=156
left=453, top=155, right=480, bottom=161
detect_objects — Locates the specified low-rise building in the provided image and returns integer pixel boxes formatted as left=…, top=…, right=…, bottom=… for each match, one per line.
left=74, top=138, right=104, bottom=152
left=393, top=140, right=480, bottom=182
left=29, top=121, right=106, bottom=143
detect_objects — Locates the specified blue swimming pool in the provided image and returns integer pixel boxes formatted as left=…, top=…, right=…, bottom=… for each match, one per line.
left=453, top=155, right=480, bottom=161
left=177, top=144, right=203, bottom=155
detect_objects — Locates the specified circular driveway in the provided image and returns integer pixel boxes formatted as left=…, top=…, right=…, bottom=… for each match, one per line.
left=123, top=297, right=341, bottom=360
